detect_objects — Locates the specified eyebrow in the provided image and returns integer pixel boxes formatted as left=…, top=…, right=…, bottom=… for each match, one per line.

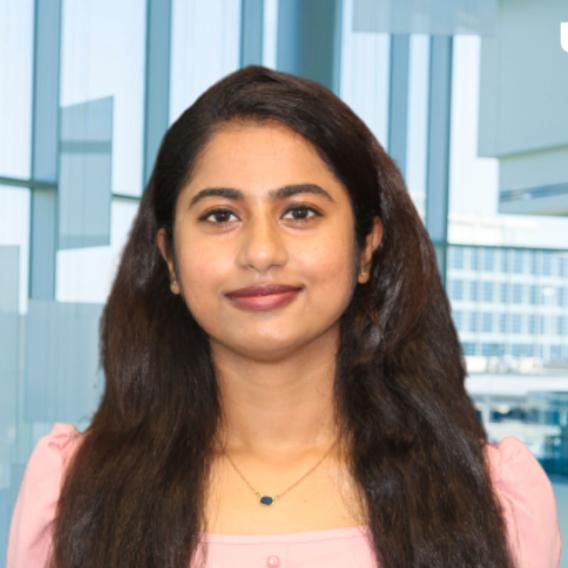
left=187, top=183, right=336, bottom=209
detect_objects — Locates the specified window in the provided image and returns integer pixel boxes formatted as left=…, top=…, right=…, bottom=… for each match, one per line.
left=452, top=310, right=464, bottom=329
left=483, top=248, right=495, bottom=271
left=482, top=312, right=493, bottom=332
left=482, top=281, right=494, bottom=302
left=542, top=254, right=552, bottom=276
left=468, top=311, right=479, bottom=332
left=513, top=250, right=524, bottom=273
left=450, top=247, right=465, bottom=269
left=511, top=313, right=522, bottom=334
left=500, top=250, right=510, bottom=273
left=469, top=281, right=480, bottom=302
left=471, top=247, right=481, bottom=270
left=529, top=284, right=538, bottom=305
left=481, top=342, right=503, bottom=356
left=463, top=342, right=476, bottom=355
left=557, top=316, right=568, bottom=336
left=450, top=279, right=464, bottom=300
left=500, top=282, right=509, bottom=303
left=499, top=313, right=508, bottom=333
left=512, top=283, right=524, bottom=304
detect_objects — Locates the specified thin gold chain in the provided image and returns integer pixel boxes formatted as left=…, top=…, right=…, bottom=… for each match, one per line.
left=223, top=437, right=341, bottom=505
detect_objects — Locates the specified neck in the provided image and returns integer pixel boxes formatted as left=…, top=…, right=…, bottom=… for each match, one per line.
left=209, top=328, right=343, bottom=458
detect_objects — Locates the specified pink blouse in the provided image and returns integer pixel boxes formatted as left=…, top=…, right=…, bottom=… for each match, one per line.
left=6, top=422, right=563, bottom=568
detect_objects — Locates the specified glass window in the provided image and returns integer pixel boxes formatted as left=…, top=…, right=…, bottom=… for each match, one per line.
left=483, top=248, right=495, bottom=271
left=557, top=316, right=567, bottom=336
left=452, top=310, right=464, bottom=329
left=500, top=250, right=510, bottom=273
left=170, top=0, right=241, bottom=126
left=499, top=313, right=508, bottom=333
left=450, top=246, right=465, bottom=269
left=528, top=314, right=537, bottom=334
left=551, top=345, right=562, bottom=360
left=529, top=284, right=538, bottom=305
left=538, top=315, right=546, bottom=335
left=0, top=187, right=31, bottom=313
left=450, top=279, right=464, bottom=300
left=61, top=0, right=146, bottom=197
left=511, top=344, right=534, bottom=357
left=469, top=280, right=480, bottom=301
left=512, top=283, right=524, bottom=304
left=542, top=254, right=552, bottom=276
left=405, top=33, right=430, bottom=215
left=463, top=342, right=476, bottom=355
left=482, top=281, right=494, bottom=302
left=511, top=313, right=522, bottom=334
left=557, top=287, right=565, bottom=307
left=481, top=342, right=502, bottom=356
left=481, top=312, right=493, bottom=332
left=531, top=251, right=539, bottom=274
left=513, top=250, right=524, bottom=273
left=500, top=282, right=509, bottom=303
left=468, top=311, right=479, bottom=332
left=0, top=1, right=34, bottom=178
left=471, top=247, right=481, bottom=271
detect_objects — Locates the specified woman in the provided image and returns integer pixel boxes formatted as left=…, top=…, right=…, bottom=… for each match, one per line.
left=7, top=65, right=562, bottom=567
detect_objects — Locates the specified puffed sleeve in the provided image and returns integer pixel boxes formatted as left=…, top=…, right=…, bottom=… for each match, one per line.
left=6, top=422, right=83, bottom=568
left=485, top=436, right=563, bottom=568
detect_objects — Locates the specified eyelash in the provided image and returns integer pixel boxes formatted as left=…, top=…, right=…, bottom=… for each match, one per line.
left=198, top=204, right=321, bottom=225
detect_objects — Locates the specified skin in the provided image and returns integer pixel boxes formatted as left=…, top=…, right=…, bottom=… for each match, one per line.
left=157, top=121, right=382, bottom=532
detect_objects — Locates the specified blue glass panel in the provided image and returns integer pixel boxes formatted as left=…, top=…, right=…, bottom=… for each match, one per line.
left=352, top=0, right=497, bottom=36
left=58, top=97, right=113, bottom=249
left=482, top=312, right=492, bottom=332
left=0, top=0, right=34, bottom=178
left=483, top=248, right=494, bottom=271
left=25, top=300, right=104, bottom=423
left=482, top=281, right=493, bottom=302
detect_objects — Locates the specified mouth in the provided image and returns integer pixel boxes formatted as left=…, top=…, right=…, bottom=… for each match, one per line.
left=225, top=284, right=303, bottom=298
left=225, top=284, right=303, bottom=311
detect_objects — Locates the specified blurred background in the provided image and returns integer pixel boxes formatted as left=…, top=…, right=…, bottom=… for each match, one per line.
left=1, top=0, right=567, bottom=562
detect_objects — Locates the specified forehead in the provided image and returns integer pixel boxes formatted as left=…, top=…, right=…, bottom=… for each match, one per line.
left=199, top=121, right=322, bottom=163
left=183, top=121, right=346, bottom=198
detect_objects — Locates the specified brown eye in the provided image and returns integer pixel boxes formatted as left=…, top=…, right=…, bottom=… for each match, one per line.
left=282, top=205, right=321, bottom=222
left=198, top=208, right=238, bottom=224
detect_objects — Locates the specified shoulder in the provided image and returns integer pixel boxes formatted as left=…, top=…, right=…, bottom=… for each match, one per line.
left=484, top=436, right=563, bottom=568
left=6, top=422, right=84, bottom=568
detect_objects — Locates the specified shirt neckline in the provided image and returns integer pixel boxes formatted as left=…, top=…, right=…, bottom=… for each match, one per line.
left=199, top=524, right=371, bottom=543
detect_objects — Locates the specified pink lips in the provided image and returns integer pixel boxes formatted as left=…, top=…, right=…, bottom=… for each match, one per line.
left=225, top=284, right=303, bottom=311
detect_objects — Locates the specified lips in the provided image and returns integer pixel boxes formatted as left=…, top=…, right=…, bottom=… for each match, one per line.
left=225, top=284, right=303, bottom=298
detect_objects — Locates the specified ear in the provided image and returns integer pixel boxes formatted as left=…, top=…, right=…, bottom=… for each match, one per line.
left=156, top=228, right=180, bottom=294
left=357, top=216, right=383, bottom=284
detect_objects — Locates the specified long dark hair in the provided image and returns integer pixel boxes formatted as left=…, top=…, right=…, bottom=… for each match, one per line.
left=50, top=65, right=515, bottom=567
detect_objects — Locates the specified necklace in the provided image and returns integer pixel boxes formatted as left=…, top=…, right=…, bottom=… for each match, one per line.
left=223, top=437, right=341, bottom=506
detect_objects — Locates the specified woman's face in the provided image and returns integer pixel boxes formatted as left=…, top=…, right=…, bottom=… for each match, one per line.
left=157, top=121, right=382, bottom=361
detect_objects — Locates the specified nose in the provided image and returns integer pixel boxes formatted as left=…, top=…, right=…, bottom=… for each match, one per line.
left=236, top=213, right=288, bottom=273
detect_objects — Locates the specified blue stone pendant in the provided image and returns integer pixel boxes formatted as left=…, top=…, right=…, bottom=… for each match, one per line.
left=260, top=495, right=274, bottom=506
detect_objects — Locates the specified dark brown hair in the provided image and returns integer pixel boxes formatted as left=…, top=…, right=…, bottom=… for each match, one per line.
left=49, top=65, right=515, bottom=567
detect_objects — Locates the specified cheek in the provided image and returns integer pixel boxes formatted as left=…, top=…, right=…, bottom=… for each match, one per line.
left=175, top=242, right=230, bottom=305
left=298, top=234, right=357, bottom=300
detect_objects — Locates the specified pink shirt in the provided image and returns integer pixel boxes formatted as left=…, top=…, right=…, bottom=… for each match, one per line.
left=6, top=422, right=563, bottom=567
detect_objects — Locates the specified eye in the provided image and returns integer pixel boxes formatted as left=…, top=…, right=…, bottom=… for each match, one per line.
left=197, top=204, right=322, bottom=226
left=198, top=208, right=238, bottom=224
left=282, top=204, right=321, bottom=222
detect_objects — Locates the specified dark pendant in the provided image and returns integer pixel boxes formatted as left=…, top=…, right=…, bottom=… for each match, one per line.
left=259, top=495, right=273, bottom=506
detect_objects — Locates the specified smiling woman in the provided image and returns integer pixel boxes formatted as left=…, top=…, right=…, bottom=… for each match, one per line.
left=6, top=65, right=562, bottom=568
left=154, top=120, right=378, bottom=369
